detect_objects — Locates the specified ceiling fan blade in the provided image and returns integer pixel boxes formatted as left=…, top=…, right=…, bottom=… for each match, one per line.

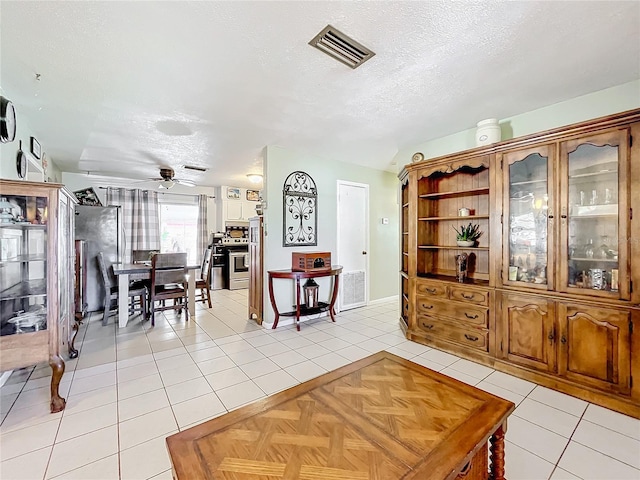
left=175, top=179, right=196, bottom=187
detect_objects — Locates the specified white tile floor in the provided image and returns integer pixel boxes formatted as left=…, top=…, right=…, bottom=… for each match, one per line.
left=1, top=289, right=639, bottom=480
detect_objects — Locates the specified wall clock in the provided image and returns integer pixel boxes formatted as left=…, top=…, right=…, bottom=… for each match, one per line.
left=16, top=143, right=27, bottom=179
left=1, top=96, right=17, bottom=143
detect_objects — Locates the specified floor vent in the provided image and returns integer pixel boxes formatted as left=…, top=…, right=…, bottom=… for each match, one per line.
left=341, top=270, right=366, bottom=311
left=308, top=25, right=375, bottom=69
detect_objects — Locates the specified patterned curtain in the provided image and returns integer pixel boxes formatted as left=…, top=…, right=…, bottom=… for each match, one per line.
left=106, top=188, right=160, bottom=263
left=197, top=194, right=208, bottom=264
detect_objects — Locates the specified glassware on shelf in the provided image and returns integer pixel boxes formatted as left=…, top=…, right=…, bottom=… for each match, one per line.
left=596, top=236, right=610, bottom=260
left=584, top=239, right=594, bottom=259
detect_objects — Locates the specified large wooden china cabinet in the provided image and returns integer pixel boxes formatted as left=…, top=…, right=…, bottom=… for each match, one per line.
left=0, top=180, right=76, bottom=412
left=400, top=109, right=640, bottom=417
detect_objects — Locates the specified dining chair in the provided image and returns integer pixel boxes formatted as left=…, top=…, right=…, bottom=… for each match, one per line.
left=195, top=247, right=213, bottom=308
left=97, top=251, right=148, bottom=326
left=132, top=249, right=160, bottom=264
left=149, top=252, right=189, bottom=326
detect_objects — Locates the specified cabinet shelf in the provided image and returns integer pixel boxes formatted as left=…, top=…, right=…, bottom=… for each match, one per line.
left=1, top=279, right=47, bottom=300
left=419, top=187, right=489, bottom=199
left=419, top=215, right=489, bottom=221
left=511, top=179, right=547, bottom=187
left=0, top=254, right=47, bottom=264
left=569, top=170, right=617, bottom=179
left=0, top=223, right=47, bottom=230
left=570, top=257, right=618, bottom=263
left=419, top=245, right=489, bottom=251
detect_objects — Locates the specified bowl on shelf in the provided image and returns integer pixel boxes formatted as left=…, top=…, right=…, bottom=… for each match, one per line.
left=456, top=240, right=475, bottom=247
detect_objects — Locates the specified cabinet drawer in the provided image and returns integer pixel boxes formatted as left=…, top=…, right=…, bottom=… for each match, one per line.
left=417, top=317, right=489, bottom=352
left=417, top=297, right=488, bottom=327
left=416, top=281, right=447, bottom=298
left=449, top=286, right=489, bottom=306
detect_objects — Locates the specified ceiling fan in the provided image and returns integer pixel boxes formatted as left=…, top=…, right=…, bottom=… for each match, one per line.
left=150, top=168, right=195, bottom=189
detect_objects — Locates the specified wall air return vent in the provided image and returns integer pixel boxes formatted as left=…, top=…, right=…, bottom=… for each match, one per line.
left=308, top=25, right=375, bottom=69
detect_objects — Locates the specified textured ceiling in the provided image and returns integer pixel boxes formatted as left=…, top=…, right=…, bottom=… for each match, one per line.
left=1, top=1, right=638, bottom=188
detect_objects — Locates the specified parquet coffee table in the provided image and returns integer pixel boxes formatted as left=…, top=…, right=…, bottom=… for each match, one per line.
left=167, top=351, right=514, bottom=480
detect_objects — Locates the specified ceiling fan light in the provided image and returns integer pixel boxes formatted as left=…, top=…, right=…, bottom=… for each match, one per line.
left=159, top=179, right=175, bottom=189
left=247, top=174, right=263, bottom=184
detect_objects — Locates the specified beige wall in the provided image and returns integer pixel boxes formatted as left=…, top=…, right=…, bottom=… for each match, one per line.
left=263, top=145, right=399, bottom=326
left=394, top=79, right=640, bottom=168
left=0, top=86, right=62, bottom=183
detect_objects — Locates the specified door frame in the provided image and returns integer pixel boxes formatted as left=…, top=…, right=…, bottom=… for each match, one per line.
left=336, top=180, right=370, bottom=310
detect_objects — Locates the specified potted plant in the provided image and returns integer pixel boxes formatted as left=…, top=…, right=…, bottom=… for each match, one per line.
left=453, top=223, right=483, bottom=247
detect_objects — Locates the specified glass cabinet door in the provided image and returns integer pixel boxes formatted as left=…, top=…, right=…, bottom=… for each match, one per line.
left=559, top=129, right=629, bottom=299
left=0, top=194, right=49, bottom=336
left=502, top=145, right=554, bottom=289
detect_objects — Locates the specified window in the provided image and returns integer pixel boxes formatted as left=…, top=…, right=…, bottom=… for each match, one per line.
left=159, top=203, right=199, bottom=264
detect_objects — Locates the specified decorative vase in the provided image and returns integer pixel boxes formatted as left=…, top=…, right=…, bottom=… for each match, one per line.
left=475, top=118, right=501, bottom=146
left=456, top=240, right=475, bottom=247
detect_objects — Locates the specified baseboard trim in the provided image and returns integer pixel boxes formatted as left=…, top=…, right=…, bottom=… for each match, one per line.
left=368, top=295, right=399, bottom=305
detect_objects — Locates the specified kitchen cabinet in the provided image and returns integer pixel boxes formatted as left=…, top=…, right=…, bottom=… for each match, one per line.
left=400, top=109, right=640, bottom=417
left=0, top=180, right=76, bottom=413
left=217, top=186, right=260, bottom=230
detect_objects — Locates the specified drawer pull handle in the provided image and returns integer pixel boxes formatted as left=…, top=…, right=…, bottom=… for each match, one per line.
left=464, top=312, right=479, bottom=319
left=461, top=293, right=475, bottom=300
left=425, top=288, right=437, bottom=294
left=421, top=304, right=433, bottom=309
left=464, top=334, right=479, bottom=342
left=421, top=323, right=434, bottom=330
left=561, top=336, right=567, bottom=344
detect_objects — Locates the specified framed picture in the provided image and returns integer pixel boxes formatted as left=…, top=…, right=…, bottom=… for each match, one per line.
left=246, top=189, right=260, bottom=201
left=73, top=187, right=102, bottom=206
left=30, top=137, right=41, bottom=159
left=227, top=187, right=241, bottom=200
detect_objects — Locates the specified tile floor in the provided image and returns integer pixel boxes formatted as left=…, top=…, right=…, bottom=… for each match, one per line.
left=1, top=289, right=639, bottom=480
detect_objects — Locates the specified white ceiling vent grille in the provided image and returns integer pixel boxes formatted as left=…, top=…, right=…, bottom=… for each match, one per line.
left=309, top=25, right=375, bottom=69
left=184, top=165, right=208, bottom=172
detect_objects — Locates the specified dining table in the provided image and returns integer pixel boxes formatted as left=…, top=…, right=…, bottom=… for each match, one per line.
left=112, top=262, right=200, bottom=328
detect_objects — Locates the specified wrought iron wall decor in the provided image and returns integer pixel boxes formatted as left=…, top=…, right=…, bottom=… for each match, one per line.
left=282, top=171, right=317, bottom=246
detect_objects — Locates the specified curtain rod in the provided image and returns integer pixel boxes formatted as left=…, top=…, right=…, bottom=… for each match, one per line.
left=97, top=186, right=215, bottom=199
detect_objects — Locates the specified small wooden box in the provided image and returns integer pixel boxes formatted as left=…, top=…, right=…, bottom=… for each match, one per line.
left=292, top=252, right=331, bottom=272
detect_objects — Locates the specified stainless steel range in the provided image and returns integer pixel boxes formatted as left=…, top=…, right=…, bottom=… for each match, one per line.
left=224, top=222, right=249, bottom=290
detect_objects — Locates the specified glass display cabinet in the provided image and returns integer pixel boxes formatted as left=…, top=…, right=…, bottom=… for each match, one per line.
left=0, top=180, right=76, bottom=413
left=502, top=145, right=554, bottom=290
left=559, top=129, right=629, bottom=300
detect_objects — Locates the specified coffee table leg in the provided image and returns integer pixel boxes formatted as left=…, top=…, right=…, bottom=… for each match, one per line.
left=489, top=422, right=506, bottom=480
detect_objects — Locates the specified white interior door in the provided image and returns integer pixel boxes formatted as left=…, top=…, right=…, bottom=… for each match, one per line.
left=337, top=181, right=369, bottom=311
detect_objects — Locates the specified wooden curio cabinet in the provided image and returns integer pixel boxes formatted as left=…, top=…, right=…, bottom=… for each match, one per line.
left=248, top=216, right=263, bottom=324
left=0, top=180, right=76, bottom=413
left=401, top=109, right=640, bottom=418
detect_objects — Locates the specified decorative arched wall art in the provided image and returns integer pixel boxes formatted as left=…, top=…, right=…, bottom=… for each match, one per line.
left=282, top=171, right=317, bottom=247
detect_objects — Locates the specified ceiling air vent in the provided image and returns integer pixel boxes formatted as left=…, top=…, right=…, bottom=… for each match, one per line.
left=184, top=165, right=208, bottom=172
left=309, top=25, right=375, bottom=69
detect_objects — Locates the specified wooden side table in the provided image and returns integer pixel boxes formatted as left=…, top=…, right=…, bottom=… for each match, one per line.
left=267, top=266, right=343, bottom=330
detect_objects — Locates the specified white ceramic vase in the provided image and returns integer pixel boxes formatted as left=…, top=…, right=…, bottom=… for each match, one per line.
left=475, top=118, right=501, bottom=146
